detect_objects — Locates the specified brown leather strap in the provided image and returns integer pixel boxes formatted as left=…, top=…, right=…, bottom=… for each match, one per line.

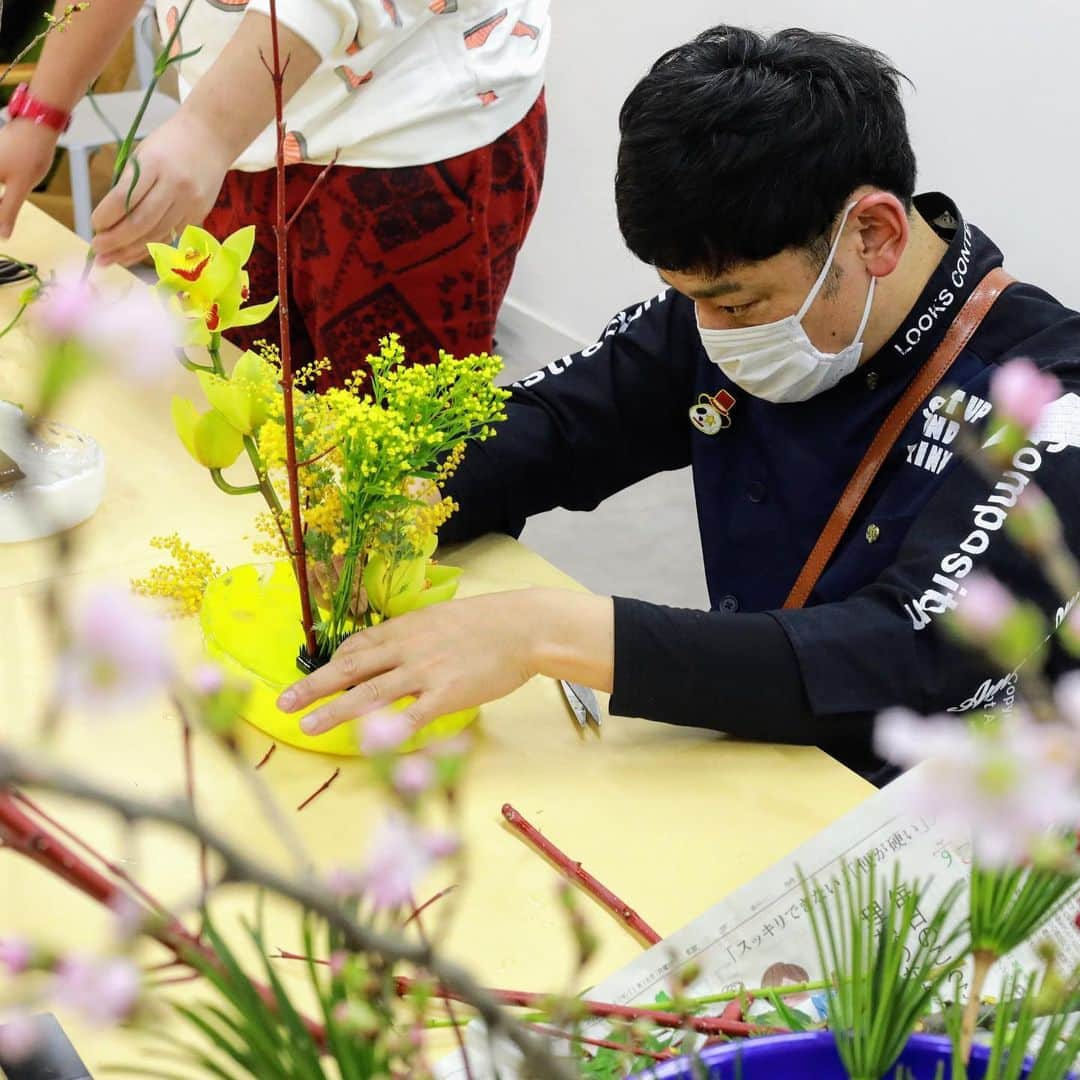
left=782, top=265, right=1017, bottom=610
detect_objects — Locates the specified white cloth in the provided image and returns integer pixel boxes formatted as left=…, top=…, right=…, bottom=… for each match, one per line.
left=155, top=0, right=549, bottom=171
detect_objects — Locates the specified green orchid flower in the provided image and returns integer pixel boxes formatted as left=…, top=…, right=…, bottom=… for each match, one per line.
left=171, top=396, right=244, bottom=470
left=196, top=350, right=278, bottom=435
left=363, top=537, right=461, bottom=620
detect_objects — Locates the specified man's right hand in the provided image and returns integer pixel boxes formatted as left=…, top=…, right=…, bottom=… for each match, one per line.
left=0, top=120, right=60, bottom=240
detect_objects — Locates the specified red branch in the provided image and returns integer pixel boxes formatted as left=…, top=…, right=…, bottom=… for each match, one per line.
left=296, top=767, right=340, bottom=811
left=501, top=803, right=662, bottom=947
left=0, top=791, right=328, bottom=1046
left=255, top=743, right=277, bottom=770
left=286, top=151, right=340, bottom=232
left=11, top=792, right=172, bottom=919
left=402, top=885, right=457, bottom=928
left=394, top=977, right=782, bottom=1039
left=527, top=1022, right=675, bottom=1064
left=266, top=0, right=318, bottom=659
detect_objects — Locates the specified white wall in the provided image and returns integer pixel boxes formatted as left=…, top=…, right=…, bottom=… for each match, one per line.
left=505, top=0, right=1080, bottom=347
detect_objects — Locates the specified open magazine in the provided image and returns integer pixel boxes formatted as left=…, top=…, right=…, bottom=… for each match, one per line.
left=436, top=764, right=1080, bottom=1078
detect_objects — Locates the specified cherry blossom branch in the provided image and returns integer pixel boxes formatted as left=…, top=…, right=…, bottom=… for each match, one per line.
left=175, top=705, right=209, bottom=901
left=410, top=893, right=474, bottom=1080
left=501, top=803, right=662, bottom=946
left=0, top=748, right=576, bottom=1080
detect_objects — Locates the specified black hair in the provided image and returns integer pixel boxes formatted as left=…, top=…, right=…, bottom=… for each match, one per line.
left=615, top=26, right=916, bottom=275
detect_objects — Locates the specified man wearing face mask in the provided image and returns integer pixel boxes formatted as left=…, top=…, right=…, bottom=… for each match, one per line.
left=277, top=25, right=1080, bottom=782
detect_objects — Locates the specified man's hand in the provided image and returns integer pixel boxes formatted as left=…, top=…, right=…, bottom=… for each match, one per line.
left=277, top=588, right=616, bottom=736
left=91, top=109, right=233, bottom=268
left=0, top=121, right=61, bottom=240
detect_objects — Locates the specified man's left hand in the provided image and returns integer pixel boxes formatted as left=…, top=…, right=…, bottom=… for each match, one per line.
left=277, top=588, right=616, bottom=737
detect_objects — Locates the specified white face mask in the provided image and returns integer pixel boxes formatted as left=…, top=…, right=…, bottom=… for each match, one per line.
left=696, top=201, right=876, bottom=404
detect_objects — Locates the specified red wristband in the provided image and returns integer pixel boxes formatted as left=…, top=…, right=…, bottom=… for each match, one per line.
left=7, top=83, right=71, bottom=134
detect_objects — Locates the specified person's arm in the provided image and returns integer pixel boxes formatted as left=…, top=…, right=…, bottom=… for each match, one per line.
left=607, top=371, right=1080, bottom=750
left=0, top=0, right=145, bottom=238
left=92, top=10, right=326, bottom=265
left=441, top=289, right=696, bottom=542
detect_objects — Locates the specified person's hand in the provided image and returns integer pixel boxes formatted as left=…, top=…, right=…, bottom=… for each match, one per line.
left=91, top=108, right=233, bottom=268
left=0, top=120, right=61, bottom=240
left=277, top=590, right=553, bottom=736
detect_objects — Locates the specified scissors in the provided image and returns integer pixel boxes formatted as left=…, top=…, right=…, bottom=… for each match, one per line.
left=560, top=679, right=602, bottom=734
left=0, top=258, right=36, bottom=286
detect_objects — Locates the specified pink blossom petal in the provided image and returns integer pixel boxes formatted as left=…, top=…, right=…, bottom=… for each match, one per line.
left=360, top=710, right=412, bottom=754
left=52, top=955, right=140, bottom=1027
left=990, top=358, right=1061, bottom=431
left=359, top=813, right=455, bottom=910
left=393, top=755, right=435, bottom=796
left=191, top=663, right=225, bottom=696
left=325, top=867, right=365, bottom=899
left=0, top=937, right=32, bottom=976
left=954, top=573, right=1016, bottom=637
left=55, top=586, right=173, bottom=716
left=1057, top=672, right=1080, bottom=729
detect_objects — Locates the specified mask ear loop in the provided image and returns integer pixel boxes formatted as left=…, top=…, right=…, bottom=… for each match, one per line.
left=851, top=275, right=877, bottom=343
left=796, top=199, right=860, bottom=321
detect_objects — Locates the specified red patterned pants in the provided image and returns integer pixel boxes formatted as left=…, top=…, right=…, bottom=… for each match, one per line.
left=205, top=91, right=547, bottom=390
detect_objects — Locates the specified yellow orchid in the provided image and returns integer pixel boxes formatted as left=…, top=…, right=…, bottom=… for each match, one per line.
left=148, top=225, right=278, bottom=347
left=196, top=350, right=278, bottom=435
left=171, top=397, right=244, bottom=470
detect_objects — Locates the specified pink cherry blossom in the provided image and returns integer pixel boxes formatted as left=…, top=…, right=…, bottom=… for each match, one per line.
left=30, top=270, right=181, bottom=385
left=875, top=708, right=1080, bottom=866
left=108, top=893, right=147, bottom=941
left=325, top=866, right=365, bottom=899
left=32, top=272, right=96, bottom=340
left=359, top=813, right=457, bottom=910
left=56, top=586, right=174, bottom=715
left=1056, top=672, right=1080, bottom=729
left=0, top=937, right=32, bottom=976
left=393, top=754, right=435, bottom=796
left=360, top=709, right=412, bottom=754
left=954, top=573, right=1017, bottom=637
left=191, top=663, right=225, bottom=696
left=52, top=955, right=140, bottom=1027
left=0, top=1011, right=39, bottom=1063
left=329, top=951, right=348, bottom=977
left=990, top=358, right=1061, bottom=431
left=84, top=286, right=182, bottom=384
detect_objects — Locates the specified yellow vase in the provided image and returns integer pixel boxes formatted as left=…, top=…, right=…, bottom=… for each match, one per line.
left=200, top=561, right=478, bottom=756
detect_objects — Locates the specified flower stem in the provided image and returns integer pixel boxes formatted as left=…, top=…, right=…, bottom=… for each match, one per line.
left=209, top=469, right=261, bottom=497
left=961, top=949, right=997, bottom=1062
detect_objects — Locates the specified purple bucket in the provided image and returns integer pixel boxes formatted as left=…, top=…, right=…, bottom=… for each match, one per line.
left=632, top=1031, right=1042, bottom=1079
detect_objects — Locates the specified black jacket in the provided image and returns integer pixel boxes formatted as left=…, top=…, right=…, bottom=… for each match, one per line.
left=442, top=193, right=1080, bottom=779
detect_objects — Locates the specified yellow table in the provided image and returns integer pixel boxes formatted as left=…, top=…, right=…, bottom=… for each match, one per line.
left=0, top=204, right=873, bottom=1073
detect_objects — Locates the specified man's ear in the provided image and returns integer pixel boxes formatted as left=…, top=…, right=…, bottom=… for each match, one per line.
left=851, top=191, right=909, bottom=278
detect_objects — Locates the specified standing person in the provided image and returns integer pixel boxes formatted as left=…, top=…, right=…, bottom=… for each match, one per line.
left=0, top=0, right=549, bottom=386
